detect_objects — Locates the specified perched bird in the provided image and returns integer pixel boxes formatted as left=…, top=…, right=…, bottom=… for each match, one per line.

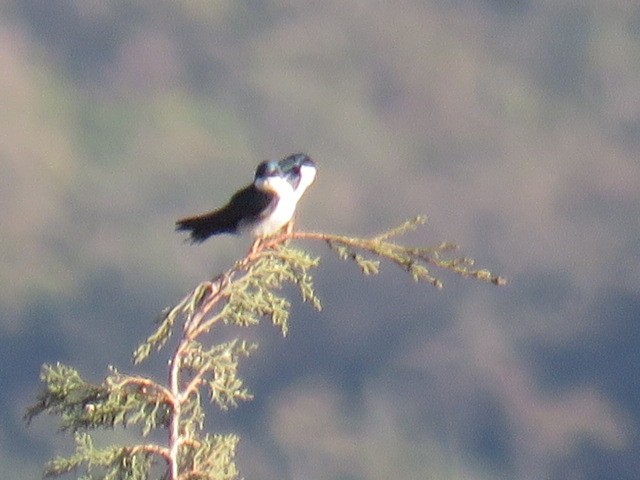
left=176, top=156, right=315, bottom=244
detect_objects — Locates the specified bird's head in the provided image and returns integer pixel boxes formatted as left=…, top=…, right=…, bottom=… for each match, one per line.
left=280, top=153, right=317, bottom=199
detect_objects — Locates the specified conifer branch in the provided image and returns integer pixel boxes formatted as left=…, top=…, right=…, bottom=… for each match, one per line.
left=260, top=215, right=507, bottom=288
left=27, top=216, right=504, bottom=480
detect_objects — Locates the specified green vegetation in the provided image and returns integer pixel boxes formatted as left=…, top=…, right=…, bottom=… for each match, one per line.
left=26, top=218, right=503, bottom=479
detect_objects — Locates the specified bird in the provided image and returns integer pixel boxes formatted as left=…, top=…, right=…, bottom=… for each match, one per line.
left=176, top=155, right=314, bottom=244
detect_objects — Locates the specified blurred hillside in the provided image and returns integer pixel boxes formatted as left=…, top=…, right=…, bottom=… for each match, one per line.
left=2, top=1, right=640, bottom=479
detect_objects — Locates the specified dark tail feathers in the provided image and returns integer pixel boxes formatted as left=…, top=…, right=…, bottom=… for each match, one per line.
left=175, top=211, right=236, bottom=243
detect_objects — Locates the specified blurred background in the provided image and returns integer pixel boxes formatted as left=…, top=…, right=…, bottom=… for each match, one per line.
left=2, top=1, right=640, bottom=478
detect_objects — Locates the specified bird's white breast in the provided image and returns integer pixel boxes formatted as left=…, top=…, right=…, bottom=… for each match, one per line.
left=244, top=176, right=297, bottom=237
left=292, top=164, right=317, bottom=202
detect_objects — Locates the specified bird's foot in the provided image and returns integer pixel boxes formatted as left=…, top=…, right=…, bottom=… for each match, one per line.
left=284, top=219, right=295, bottom=235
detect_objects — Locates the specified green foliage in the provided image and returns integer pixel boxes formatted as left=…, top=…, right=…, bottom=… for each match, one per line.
left=306, top=216, right=506, bottom=288
left=222, top=246, right=322, bottom=336
left=26, top=218, right=504, bottom=479
left=45, top=433, right=156, bottom=479
left=177, top=434, right=239, bottom=480
left=182, top=339, right=256, bottom=410
left=134, top=246, right=321, bottom=365
left=25, top=364, right=170, bottom=435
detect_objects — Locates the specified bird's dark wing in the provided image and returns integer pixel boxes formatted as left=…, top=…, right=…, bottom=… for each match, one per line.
left=176, top=185, right=275, bottom=243
left=226, top=184, right=279, bottom=223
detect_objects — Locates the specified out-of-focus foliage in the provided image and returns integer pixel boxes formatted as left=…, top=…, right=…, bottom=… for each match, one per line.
left=4, top=1, right=640, bottom=479
left=26, top=244, right=323, bottom=479
left=26, top=222, right=502, bottom=479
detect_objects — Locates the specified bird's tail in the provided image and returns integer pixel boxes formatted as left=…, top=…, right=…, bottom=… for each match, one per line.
left=175, top=211, right=235, bottom=243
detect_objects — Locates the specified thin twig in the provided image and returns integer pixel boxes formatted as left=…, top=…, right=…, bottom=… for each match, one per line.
left=112, top=376, right=176, bottom=407
left=128, top=443, right=172, bottom=462
left=179, top=361, right=211, bottom=403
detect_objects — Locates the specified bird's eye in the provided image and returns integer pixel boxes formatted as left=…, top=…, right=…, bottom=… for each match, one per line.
left=292, top=166, right=300, bottom=174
